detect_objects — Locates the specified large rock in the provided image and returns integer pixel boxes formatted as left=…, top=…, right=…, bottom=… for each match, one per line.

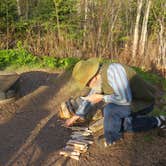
left=0, top=71, right=19, bottom=91
left=0, top=71, right=20, bottom=104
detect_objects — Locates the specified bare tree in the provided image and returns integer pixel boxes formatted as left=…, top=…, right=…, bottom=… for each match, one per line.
left=16, top=0, right=22, bottom=20
left=139, top=0, right=151, bottom=57
left=132, top=0, right=143, bottom=60
left=53, top=0, right=61, bottom=41
left=152, top=0, right=166, bottom=69
left=25, top=0, right=29, bottom=20
left=83, top=0, right=88, bottom=50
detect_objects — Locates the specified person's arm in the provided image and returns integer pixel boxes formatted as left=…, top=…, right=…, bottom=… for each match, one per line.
left=81, top=94, right=103, bottom=104
left=65, top=115, right=80, bottom=127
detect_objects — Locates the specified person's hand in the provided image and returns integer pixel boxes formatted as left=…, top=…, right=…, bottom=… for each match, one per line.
left=81, top=94, right=103, bottom=104
left=65, top=115, right=80, bottom=127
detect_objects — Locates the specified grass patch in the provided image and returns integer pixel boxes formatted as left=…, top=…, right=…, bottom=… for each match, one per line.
left=133, top=67, right=166, bottom=91
left=143, top=135, right=154, bottom=142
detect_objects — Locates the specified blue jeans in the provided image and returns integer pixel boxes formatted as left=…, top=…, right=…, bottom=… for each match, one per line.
left=104, top=103, right=158, bottom=144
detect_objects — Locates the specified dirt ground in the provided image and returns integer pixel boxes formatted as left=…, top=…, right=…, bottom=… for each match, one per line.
left=0, top=70, right=166, bottom=166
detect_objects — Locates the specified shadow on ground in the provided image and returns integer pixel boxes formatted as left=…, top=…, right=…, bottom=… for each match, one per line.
left=0, top=70, right=165, bottom=166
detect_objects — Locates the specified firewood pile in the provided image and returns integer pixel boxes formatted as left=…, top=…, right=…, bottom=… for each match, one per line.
left=59, top=98, right=104, bottom=160
left=59, top=126, right=94, bottom=160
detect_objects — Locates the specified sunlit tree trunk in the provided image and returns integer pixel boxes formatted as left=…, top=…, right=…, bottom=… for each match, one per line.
left=139, top=0, right=151, bottom=57
left=16, top=0, right=22, bottom=20
left=53, top=0, right=61, bottom=41
left=6, top=1, right=9, bottom=50
left=158, top=19, right=166, bottom=67
left=104, top=0, right=120, bottom=58
left=83, top=0, right=88, bottom=50
left=25, top=0, right=29, bottom=20
left=132, top=0, right=143, bottom=59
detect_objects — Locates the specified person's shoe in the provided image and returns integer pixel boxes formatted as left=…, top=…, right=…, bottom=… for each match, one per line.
left=96, top=135, right=114, bottom=148
left=157, top=115, right=166, bottom=130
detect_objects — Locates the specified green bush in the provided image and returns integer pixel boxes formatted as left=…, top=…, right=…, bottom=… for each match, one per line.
left=0, top=48, right=79, bottom=70
left=0, top=49, right=38, bottom=69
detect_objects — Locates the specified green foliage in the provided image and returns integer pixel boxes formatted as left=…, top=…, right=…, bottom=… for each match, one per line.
left=0, top=48, right=79, bottom=70
left=0, top=46, right=38, bottom=69
left=133, top=67, right=166, bottom=87
left=0, top=0, right=18, bottom=31
left=57, top=57, right=79, bottom=69
left=149, top=107, right=166, bottom=116
left=30, top=0, right=55, bottom=20
left=143, top=135, right=154, bottom=142
left=41, top=56, right=58, bottom=68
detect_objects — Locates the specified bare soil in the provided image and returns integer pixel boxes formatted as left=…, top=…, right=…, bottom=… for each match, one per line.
left=0, top=70, right=165, bottom=166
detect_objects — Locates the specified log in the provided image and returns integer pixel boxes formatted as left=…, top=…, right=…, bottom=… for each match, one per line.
left=89, top=118, right=104, bottom=133
left=68, top=140, right=88, bottom=146
left=67, top=141, right=88, bottom=149
left=61, top=153, right=80, bottom=160
left=65, top=145, right=87, bottom=153
left=60, top=150, right=80, bottom=156
left=69, top=126, right=93, bottom=133
left=70, top=134, right=93, bottom=140
left=68, top=126, right=89, bottom=131
left=72, top=131, right=91, bottom=136
left=76, top=138, right=93, bottom=145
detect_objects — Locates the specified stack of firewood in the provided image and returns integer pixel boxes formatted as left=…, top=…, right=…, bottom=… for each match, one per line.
left=59, top=127, right=93, bottom=160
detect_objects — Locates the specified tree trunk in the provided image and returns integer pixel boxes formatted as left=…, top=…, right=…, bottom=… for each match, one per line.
left=53, top=0, right=61, bottom=41
left=83, top=0, right=88, bottom=50
left=158, top=20, right=166, bottom=67
left=139, top=0, right=151, bottom=57
left=132, top=0, right=143, bottom=60
left=6, top=1, right=9, bottom=50
left=25, top=0, right=29, bottom=20
left=104, top=1, right=120, bottom=57
left=16, top=0, right=22, bottom=20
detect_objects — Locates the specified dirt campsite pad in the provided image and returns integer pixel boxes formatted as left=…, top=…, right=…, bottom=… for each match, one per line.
left=0, top=70, right=166, bottom=166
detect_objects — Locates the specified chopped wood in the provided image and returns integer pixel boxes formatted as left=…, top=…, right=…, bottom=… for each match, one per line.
left=60, top=150, right=80, bottom=156
left=68, top=126, right=89, bottom=131
left=68, top=140, right=88, bottom=146
left=67, top=142, right=88, bottom=149
left=76, top=138, right=93, bottom=145
left=72, top=131, right=91, bottom=136
left=61, top=153, right=80, bottom=160
left=89, top=118, right=104, bottom=133
left=64, top=145, right=87, bottom=153
left=70, top=134, right=93, bottom=140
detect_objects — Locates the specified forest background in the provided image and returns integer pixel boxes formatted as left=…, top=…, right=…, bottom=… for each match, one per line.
left=0, top=0, right=165, bottom=76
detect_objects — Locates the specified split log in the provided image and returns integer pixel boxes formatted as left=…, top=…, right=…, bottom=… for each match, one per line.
left=67, top=142, right=88, bottom=149
left=89, top=118, right=104, bottom=133
left=70, top=134, right=93, bottom=140
left=60, top=150, right=80, bottom=156
left=68, top=140, right=88, bottom=146
left=68, top=126, right=89, bottom=131
left=75, top=138, right=93, bottom=145
left=72, top=131, right=91, bottom=136
left=69, top=126, right=93, bottom=133
left=65, top=145, right=87, bottom=153
left=61, top=153, right=80, bottom=160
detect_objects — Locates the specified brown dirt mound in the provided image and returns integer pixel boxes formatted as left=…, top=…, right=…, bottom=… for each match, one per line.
left=0, top=70, right=165, bottom=166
